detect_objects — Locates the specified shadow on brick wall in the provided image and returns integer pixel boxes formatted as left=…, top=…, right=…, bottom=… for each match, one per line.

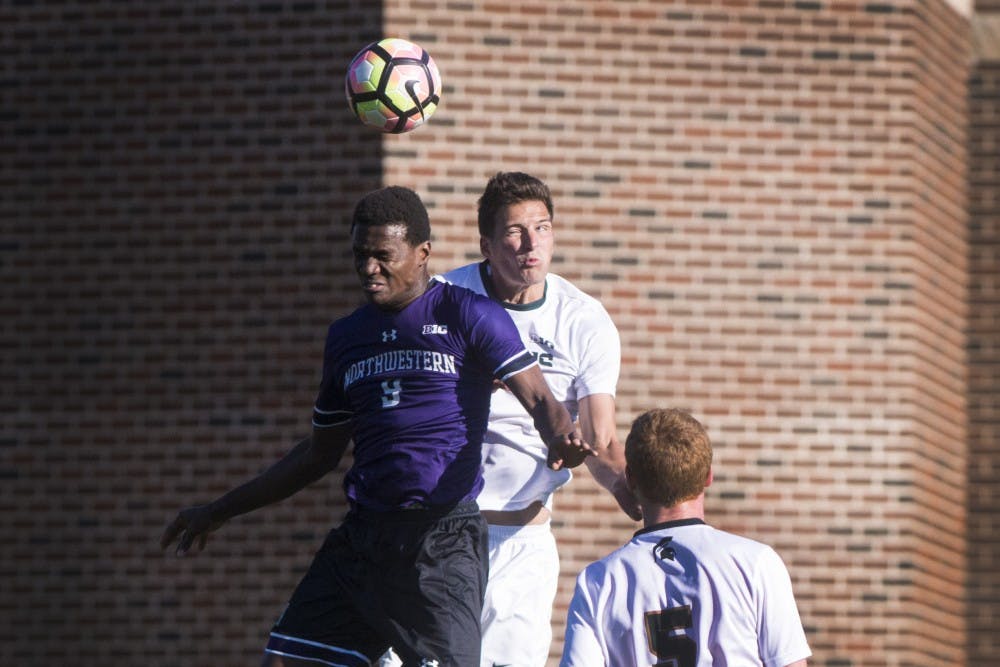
left=0, top=3, right=386, bottom=665
left=967, top=57, right=1000, bottom=666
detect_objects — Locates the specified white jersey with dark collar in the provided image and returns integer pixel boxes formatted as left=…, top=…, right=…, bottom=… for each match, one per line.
left=436, top=262, right=621, bottom=512
left=561, top=519, right=812, bottom=667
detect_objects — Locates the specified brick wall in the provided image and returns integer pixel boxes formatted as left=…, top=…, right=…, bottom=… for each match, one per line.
left=968, top=50, right=1000, bottom=666
left=384, top=1, right=972, bottom=665
left=0, top=1, right=982, bottom=666
left=900, top=2, right=972, bottom=664
left=1, top=3, right=382, bottom=665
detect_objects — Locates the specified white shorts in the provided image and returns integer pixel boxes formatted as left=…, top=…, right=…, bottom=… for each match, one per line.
left=480, top=521, right=559, bottom=667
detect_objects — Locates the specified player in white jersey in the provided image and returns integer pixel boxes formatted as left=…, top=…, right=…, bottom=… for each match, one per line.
left=378, top=173, right=638, bottom=666
left=561, top=408, right=811, bottom=667
left=448, top=172, right=639, bottom=666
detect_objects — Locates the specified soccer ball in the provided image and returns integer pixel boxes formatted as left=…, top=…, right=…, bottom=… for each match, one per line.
left=345, top=38, right=442, bottom=134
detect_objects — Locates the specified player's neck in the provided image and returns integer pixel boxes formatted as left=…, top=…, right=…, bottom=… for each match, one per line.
left=641, top=496, right=706, bottom=528
left=484, top=265, right=545, bottom=305
left=500, top=283, right=544, bottom=305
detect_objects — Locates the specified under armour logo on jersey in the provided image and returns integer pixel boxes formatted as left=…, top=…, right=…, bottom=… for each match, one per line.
left=382, top=329, right=397, bottom=342
left=419, top=660, right=440, bottom=667
left=653, top=536, right=676, bottom=562
left=422, top=324, right=448, bottom=335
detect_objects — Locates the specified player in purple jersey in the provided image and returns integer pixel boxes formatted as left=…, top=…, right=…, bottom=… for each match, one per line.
left=161, top=186, right=591, bottom=667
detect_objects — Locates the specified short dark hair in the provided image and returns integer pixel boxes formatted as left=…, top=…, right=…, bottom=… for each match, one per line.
left=351, top=186, right=431, bottom=246
left=476, top=171, right=554, bottom=238
left=625, top=409, right=713, bottom=508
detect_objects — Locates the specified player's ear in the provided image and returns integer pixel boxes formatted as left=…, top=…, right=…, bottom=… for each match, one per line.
left=417, top=240, right=431, bottom=265
left=479, top=235, right=491, bottom=259
left=705, top=467, right=714, bottom=488
left=625, top=464, right=637, bottom=492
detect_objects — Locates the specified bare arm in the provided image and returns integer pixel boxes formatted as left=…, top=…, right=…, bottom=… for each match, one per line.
left=503, top=365, right=594, bottom=470
left=578, top=393, right=641, bottom=521
left=784, top=661, right=808, bottom=667
left=160, top=423, right=352, bottom=556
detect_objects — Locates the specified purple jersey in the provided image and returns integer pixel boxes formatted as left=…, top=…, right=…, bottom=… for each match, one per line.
left=313, top=281, right=537, bottom=511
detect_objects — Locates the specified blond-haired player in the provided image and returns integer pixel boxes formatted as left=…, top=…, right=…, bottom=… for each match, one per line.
left=561, top=408, right=811, bottom=667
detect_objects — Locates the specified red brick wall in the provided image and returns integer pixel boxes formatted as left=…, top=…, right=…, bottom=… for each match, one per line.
left=0, top=3, right=381, bottom=665
left=968, top=55, right=1000, bottom=665
left=0, top=1, right=981, bottom=666
left=385, top=1, right=972, bottom=665
left=900, top=2, right=972, bottom=663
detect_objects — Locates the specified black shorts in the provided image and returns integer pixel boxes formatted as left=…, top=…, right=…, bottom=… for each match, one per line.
left=265, top=502, right=488, bottom=667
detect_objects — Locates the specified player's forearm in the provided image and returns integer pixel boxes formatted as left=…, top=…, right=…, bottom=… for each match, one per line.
left=578, top=394, right=626, bottom=490
left=506, top=366, right=590, bottom=468
left=506, top=366, right=575, bottom=441
left=529, top=393, right=575, bottom=444
left=578, top=394, right=641, bottom=519
left=207, top=436, right=332, bottom=523
left=583, top=441, right=625, bottom=491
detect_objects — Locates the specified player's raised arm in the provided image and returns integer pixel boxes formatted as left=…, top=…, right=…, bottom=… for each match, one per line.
left=578, top=393, right=641, bottom=521
left=503, top=364, right=595, bottom=470
left=160, top=424, right=351, bottom=556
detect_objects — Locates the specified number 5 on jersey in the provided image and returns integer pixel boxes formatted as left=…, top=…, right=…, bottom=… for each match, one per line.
left=645, top=605, right=696, bottom=667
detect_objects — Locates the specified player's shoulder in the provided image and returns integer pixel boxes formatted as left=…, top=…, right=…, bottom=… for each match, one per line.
left=631, top=520, right=776, bottom=561
left=434, top=276, right=487, bottom=302
left=328, top=301, right=372, bottom=332
left=546, top=273, right=608, bottom=312
left=546, top=272, right=597, bottom=302
left=429, top=276, right=506, bottom=322
left=575, top=536, right=643, bottom=587
left=690, top=524, right=786, bottom=571
left=545, top=273, right=617, bottom=329
left=322, top=303, right=378, bottom=357
left=435, top=262, right=484, bottom=292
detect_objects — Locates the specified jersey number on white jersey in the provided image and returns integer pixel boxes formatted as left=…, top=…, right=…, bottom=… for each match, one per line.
left=644, top=605, right=696, bottom=667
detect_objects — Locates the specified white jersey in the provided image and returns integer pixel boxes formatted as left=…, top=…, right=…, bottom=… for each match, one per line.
left=561, top=519, right=811, bottom=667
left=436, top=262, right=621, bottom=512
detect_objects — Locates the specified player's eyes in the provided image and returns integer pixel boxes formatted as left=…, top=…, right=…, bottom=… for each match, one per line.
left=352, top=251, right=392, bottom=262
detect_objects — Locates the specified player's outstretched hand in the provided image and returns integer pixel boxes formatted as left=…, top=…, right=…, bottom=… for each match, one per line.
left=160, top=504, right=223, bottom=557
left=546, top=432, right=595, bottom=471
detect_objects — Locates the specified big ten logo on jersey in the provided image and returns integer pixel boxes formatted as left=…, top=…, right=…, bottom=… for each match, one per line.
left=529, top=333, right=555, bottom=367
left=422, top=324, right=448, bottom=335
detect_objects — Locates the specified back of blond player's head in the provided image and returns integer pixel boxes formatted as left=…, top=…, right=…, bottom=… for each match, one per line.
left=625, top=409, right=713, bottom=508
